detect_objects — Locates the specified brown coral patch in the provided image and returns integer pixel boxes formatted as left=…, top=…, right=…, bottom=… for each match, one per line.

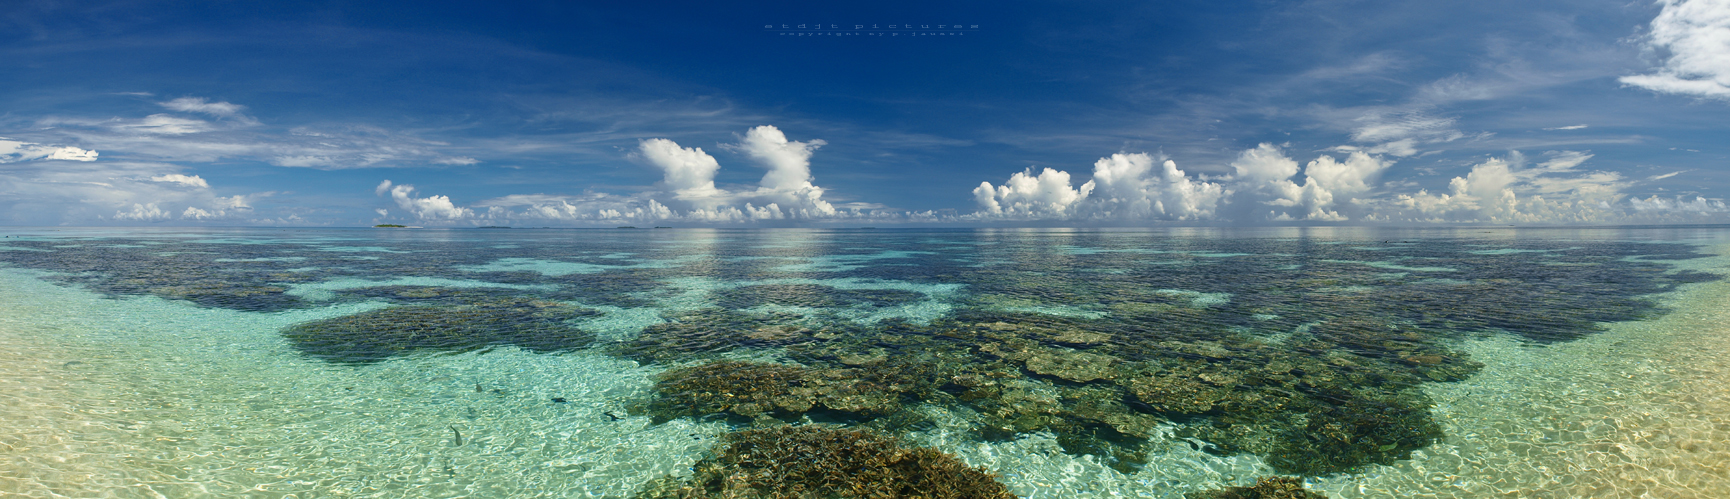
left=1186, top=476, right=1327, bottom=499
left=637, top=425, right=1016, bottom=499
left=1023, top=349, right=1119, bottom=383
left=645, top=361, right=928, bottom=422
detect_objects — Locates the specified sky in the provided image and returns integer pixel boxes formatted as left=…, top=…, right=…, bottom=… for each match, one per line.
left=2, top=0, right=1728, bottom=227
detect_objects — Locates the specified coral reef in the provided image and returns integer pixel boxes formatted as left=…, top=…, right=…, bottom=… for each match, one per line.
left=281, top=298, right=599, bottom=363
left=714, top=283, right=925, bottom=310
left=1187, top=476, right=1328, bottom=499
left=636, top=425, right=1015, bottom=499
left=642, top=360, right=934, bottom=424
left=613, top=308, right=838, bottom=363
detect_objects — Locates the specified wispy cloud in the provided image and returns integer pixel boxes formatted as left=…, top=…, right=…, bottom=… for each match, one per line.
left=0, top=138, right=97, bottom=162
left=1621, top=0, right=1730, bottom=100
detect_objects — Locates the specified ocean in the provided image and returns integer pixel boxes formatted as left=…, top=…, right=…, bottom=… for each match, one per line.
left=2, top=226, right=1728, bottom=498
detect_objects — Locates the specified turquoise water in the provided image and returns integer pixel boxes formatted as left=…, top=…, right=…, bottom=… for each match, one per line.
left=3, top=227, right=1730, bottom=498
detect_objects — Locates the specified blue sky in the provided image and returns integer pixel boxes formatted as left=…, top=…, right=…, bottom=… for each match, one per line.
left=2, top=0, right=1727, bottom=226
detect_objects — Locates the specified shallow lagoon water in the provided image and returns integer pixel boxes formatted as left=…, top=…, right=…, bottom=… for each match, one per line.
left=2, top=226, right=1729, bottom=498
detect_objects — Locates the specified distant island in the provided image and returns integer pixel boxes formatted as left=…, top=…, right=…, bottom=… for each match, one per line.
left=617, top=226, right=637, bottom=229
left=477, top=226, right=510, bottom=229
left=373, top=224, right=407, bottom=228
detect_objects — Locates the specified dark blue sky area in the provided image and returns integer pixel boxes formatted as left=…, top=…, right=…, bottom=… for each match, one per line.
left=2, top=0, right=1725, bottom=225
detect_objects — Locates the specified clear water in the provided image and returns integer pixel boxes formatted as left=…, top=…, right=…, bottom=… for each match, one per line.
left=2, top=226, right=1729, bottom=498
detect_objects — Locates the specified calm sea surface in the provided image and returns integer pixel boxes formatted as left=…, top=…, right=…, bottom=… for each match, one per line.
left=3, top=226, right=1729, bottom=498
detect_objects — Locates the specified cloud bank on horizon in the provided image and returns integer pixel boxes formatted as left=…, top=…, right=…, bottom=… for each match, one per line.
left=1, top=0, right=1727, bottom=227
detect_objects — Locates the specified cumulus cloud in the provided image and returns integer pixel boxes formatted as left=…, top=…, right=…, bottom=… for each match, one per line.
left=1221, top=144, right=1393, bottom=222
left=1631, top=195, right=1730, bottom=212
left=149, top=173, right=209, bottom=188
left=1388, top=151, right=1630, bottom=223
left=972, top=167, right=1092, bottom=218
left=732, top=125, right=838, bottom=218
left=377, top=180, right=474, bottom=220
left=364, top=126, right=890, bottom=226
left=1621, top=0, right=1730, bottom=100
left=1087, top=153, right=1225, bottom=219
left=966, top=144, right=1432, bottom=224
left=636, top=138, right=727, bottom=209
left=629, top=125, right=844, bottom=220
left=0, top=155, right=264, bottom=224
left=971, top=152, right=1228, bottom=221
left=114, top=203, right=170, bottom=221
left=0, top=138, right=98, bottom=162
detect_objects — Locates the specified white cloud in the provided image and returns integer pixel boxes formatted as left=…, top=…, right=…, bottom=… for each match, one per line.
left=1543, top=125, right=1589, bottom=130
left=381, top=182, right=474, bottom=220
left=1343, top=111, right=1465, bottom=157
left=971, top=152, right=1228, bottom=221
left=1299, top=150, right=1394, bottom=220
left=732, top=125, right=837, bottom=218
left=1537, top=150, right=1593, bottom=171
left=0, top=158, right=263, bottom=225
left=358, top=126, right=873, bottom=226
left=972, top=167, right=1091, bottom=218
left=114, top=203, right=170, bottom=221
left=1224, top=144, right=1392, bottom=221
left=1621, top=0, right=1730, bottom=100
left=635, top=138, right=727, bottom=209
left=1085, top=153, right=1225, bottom=220
left=148, top=173, right=209, bottom=188
left=271, top=155, right=336, bottom=167
left=28, top=109, right=472, bottom=168
left=114, top=114, right=214, bottom=135
left=737, top=125, right=825, bottom=192
left=1387, top=152, right=1633, bottom=223
left=432, top=156, right=480, bottom=165
left=159, top=97, right=258, bottom=124
left=1631, top=195, right=1730, bottom=212
left=0, top=138, right=98, bottom=162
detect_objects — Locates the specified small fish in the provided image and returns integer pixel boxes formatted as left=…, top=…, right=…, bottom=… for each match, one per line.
left=450, top=425, right=464, bottom=446
left=474, top=383, right=482, bottom=393
left=603, top=412, right=622, bottom=421
left=550, top=397, right=567, bottom=403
